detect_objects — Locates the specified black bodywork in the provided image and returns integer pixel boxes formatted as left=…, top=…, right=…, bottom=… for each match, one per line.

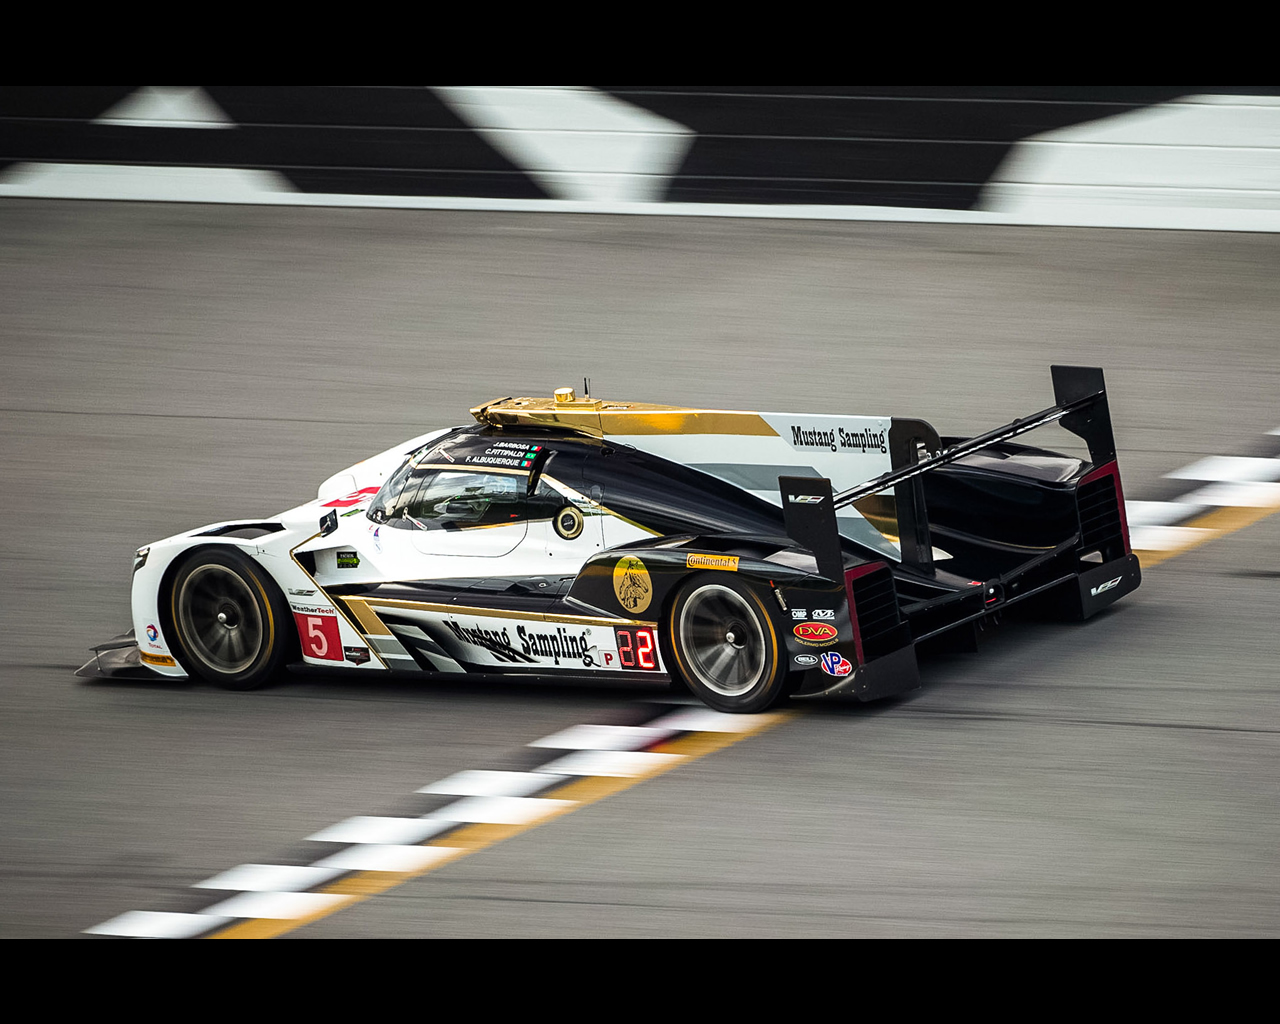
left=346, top=365, right=1139, bottom=703
left=82, top=365, right=1138, bottom=704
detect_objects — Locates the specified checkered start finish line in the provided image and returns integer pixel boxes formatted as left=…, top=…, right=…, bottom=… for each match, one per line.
left=1127, top=428, right=1280, bottom=567
left=86, top=704, right=787, bottom=939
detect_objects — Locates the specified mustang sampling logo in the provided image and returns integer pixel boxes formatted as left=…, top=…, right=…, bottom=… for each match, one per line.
left=443, top=620, right=536, bottom=663
left=790, top=425, right=888, bottom=454
left=613, top=556, right=652, bottom=614
left=516, top=624, right=600, bottom=666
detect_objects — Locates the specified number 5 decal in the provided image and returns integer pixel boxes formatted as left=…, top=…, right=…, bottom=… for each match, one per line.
left=293, top=612, right=342, bottom=661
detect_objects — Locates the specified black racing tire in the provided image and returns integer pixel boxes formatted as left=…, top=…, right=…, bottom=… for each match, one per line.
left=666, top=574, right=790, bottom=713
left=168, top=548, right=293, bottom=691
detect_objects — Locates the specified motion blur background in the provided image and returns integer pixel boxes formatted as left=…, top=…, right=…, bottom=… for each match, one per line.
left=2, top=86, right=1278, bottom=937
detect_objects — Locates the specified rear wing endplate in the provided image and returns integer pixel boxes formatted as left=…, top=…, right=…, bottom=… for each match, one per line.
left=781, top=365, right=1116, bottom=578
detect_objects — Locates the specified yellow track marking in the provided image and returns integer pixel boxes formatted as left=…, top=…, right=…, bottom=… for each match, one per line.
left=206, top=710, right=792, bottom=938
left=1135, top=501, right=1280, bottom=567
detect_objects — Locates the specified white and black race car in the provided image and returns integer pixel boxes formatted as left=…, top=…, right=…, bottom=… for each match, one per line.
left=82, top=366, right=1140, bottom=713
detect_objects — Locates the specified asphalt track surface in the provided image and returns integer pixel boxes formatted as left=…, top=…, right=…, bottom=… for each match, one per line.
left=2, top=200, right=1278, bottom=937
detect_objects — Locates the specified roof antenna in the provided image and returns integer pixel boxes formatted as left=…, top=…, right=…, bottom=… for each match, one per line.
left=584, top=376, right=591, bottom=399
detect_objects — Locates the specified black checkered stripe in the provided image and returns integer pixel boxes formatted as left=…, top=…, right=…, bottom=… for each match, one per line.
left=1127, top=429, right=1280, bottom=564
left=85, top=702, right=779, bottom=938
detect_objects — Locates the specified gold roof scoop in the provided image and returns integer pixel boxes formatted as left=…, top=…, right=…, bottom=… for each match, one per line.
left=470, top=389, right=777, bottom=439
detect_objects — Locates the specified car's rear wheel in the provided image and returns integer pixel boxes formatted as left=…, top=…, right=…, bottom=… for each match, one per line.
left=168, top=548, right=292, bottom=690
left=667, top=575, right=790, bottom=713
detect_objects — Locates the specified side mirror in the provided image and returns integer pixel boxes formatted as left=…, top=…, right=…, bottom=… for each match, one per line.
left=319, top=509, right=339, bottom=537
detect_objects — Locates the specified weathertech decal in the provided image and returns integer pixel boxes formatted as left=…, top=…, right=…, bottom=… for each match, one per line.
left=344, top=646, right=372, bottom=665
left=793, top=622, right=839, bottom=646
left=686, top=553, right=739, bottom=571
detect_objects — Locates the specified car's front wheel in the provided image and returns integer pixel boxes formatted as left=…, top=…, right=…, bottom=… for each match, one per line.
left=667, top=575, right=790, bottom=713
left=168, top=548, right=292, bottom=690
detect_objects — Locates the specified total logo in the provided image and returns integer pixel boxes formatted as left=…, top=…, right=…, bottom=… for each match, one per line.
left=145, top=624, right=159, bottom=643
left=820, top=651, right=853, bottom=677
left=793, top=621, right=838, bottom=646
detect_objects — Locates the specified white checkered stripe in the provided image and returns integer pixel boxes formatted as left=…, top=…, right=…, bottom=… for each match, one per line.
left=85, top=703, right=771, bottom=938
left=1126, top=433, right=1280, bottom=555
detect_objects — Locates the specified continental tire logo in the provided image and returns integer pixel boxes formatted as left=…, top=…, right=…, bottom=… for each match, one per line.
left=613, top=556, right=652, bottom=614
left=686, top=553, right=739, bottom=571
left=793, top=622, right=838, bottom=646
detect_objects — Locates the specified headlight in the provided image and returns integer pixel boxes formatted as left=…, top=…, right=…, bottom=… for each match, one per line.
left=133, top=546, right=150, bottom=573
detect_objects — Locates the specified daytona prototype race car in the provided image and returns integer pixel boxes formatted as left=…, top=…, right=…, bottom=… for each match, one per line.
left=82, top=366, right=1139, bottom=713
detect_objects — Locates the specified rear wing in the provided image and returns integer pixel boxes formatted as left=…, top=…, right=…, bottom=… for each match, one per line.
left=781, top=365, right=1116, bottom=580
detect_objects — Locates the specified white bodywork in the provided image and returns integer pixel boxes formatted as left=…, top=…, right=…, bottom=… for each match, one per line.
left=131, top=411, right=894, bottom=678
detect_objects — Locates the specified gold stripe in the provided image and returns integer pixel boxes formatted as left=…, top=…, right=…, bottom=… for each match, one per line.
left=542, top=611, right=657, bottom=627
left=340, top=598, right=393, bottom=636
left=471, top=397, right=779, bottom=438
left=139, top=651, right=176, bottom=667
left=1136, top=502, right=1280, bottom=567
left=366, top=597, right=654, bottom=628
left=204, top=711, right=792, bottom=939
left=601, top=410, right=778, bottom=437
left=288, top=532, right=390, bottom=671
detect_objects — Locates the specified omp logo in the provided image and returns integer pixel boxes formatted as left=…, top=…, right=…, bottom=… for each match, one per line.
left=788, top=494, right=824, bottom=504
left=793, top=622, right=838, bottom=645
left=1091, top=576, right=1124, bottom=597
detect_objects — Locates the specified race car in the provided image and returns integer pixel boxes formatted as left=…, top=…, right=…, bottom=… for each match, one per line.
left=81, top=365, right=1140, bottom=713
